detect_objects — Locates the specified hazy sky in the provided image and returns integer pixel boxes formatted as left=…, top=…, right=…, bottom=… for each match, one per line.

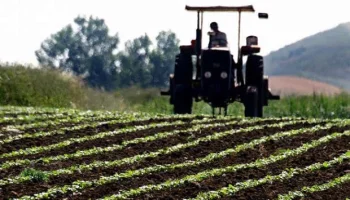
left=1, top=0, right=350, bottom=65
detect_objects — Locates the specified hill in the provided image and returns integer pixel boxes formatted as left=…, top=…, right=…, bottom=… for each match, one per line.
left=264, top=22, right=350, bottom=91
left=269, top=76, right=343, bottom=97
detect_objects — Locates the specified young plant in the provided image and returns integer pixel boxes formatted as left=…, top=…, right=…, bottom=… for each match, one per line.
left=20, top=168, right=48, bottom=183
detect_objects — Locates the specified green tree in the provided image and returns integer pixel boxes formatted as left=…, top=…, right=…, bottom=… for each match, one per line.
left=116, top=31, right=180, bottom=88
left=35, top=15, right=119, bottom=90
left=149, top=30, right=180, bottom=87
left=117, top=34, right=153, bottom=88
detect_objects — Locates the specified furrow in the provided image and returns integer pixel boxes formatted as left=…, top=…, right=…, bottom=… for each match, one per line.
left=161, top=125, right=350, bottom=200
left=0, top=117, right=274, bottom=175
left=277, top=173, right=350, bottom=200
left=0, top=115, right=219, bottom=160
left=0, top=114, right=129, bottom=145
left=0, top=113, right=211, bottom=145
left=0, top=112, right=128, bottom=140
left=6, top=119, right=310, bottom=199
left=193, top=151, right=350, bottom=200
left=99, top=130, right=350, bottom=200
left=0, top=113, right=74, bottom=126
left=0, top=119, right=213, bottom=166
left=50, top=121, right=347, bottom=199
left=0, top=106, right=76, bottom=116
left=0, top=115, right=215, bottom=156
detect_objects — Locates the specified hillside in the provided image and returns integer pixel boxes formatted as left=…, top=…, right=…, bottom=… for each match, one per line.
left=264, top=22, right=350, bottom=91
left=269, top=76, right=342, bottom=96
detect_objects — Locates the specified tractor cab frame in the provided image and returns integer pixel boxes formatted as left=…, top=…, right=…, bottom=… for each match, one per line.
left=161, top=4, right=280, bottom=117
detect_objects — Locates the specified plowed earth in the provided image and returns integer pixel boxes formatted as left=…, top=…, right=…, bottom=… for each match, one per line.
left=0, top=108, right=349, bottom=200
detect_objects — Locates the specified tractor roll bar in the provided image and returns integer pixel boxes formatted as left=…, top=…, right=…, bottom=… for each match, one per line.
left=186, top=5, right=262, bottom=80
left=185, top=5, right=255, bottom=12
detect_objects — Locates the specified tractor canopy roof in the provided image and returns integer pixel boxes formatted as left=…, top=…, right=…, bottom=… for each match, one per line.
left=185, top=5, right=255, bottom=12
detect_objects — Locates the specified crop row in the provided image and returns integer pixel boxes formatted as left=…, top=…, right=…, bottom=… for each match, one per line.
left=0, top=110, right=125, bottom=139
left=0, top=117, right=275, bottom=170
left=277, top=172, right=350, bottom=199
left=0, top=117, right=221, bottom=167
left=192, top=149, right=350, bottom=200
left=1, top=106, right=347, bottom=199
left=0, top=113, right=74, bottom=124
left=0, top=111, right=125, bottom=140
left=0, top=117, right=295, bottom=198
left=1, top=118, right=308, bottom=199
left=0, top=115, right=245, bottom=158
left=0, top=108, right=125, bottom=125
left=97, top=129, right=350, bottom=199
left=1, top=111, right=145, bottom=132
left=0, top=112, right=135, bottom=143
left=0, top=119, right=199, bottom=159
left=0, top=106, right=78, bottom=116
left=57, top=121, right=348, bottom=198
left=0, top=112, right=215, bottom=144
left=8, top=118, right=332, bottom=199
left=0, top=106, right=153, bottom=117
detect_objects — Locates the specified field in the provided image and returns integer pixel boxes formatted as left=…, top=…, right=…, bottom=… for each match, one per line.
left=1, top=64, right=350, bottom=119
left=269, top=76, right=344, bottom=96
left=0, top=106, right=349, bottom=199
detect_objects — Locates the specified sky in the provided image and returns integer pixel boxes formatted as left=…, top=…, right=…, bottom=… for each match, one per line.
left=1, top=0, right=350, bottom=65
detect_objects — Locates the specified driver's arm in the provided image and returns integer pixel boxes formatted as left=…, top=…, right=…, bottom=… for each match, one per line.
left=221, top=32, right=228, bottom=46
left=208, top=33, right=213, bottom=48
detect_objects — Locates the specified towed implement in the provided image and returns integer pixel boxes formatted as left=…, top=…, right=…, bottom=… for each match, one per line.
left=161, top=4, right=280, bottom=117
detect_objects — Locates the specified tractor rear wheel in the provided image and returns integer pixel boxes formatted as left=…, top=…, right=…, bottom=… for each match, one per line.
left=173, top=84, right=192, bottom=114
left=245, top=55, right=264, bottom=117
left=174, top=54, right=192, bottom=85
left=172, top=52, right=193, bottom=114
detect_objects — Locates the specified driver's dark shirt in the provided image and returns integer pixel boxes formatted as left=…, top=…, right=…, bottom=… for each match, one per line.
left=209, top=31, right=228, bottom=48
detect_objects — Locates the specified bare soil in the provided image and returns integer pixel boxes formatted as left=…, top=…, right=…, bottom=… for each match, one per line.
left=269, top=76, right=343, bottom=96
left=1, top=121, right=322, bottom=199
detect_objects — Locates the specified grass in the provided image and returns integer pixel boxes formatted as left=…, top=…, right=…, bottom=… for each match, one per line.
left=115, top=87, right=350, bottom=118
left=0, top=63, right=125, bottom=111
left=0, top=63, right=349, bottom=118
left=263, top=92, right=350, bottom=118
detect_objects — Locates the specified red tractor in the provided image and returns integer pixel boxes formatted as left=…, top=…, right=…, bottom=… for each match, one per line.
left=161, top=5, right=280, bottom=117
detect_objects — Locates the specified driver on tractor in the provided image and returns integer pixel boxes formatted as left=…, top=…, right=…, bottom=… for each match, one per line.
left=208, top=22, right=228, bottom=48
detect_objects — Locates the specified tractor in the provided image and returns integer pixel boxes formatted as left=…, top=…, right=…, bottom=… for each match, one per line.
left=160, top=5, right=280, bottom=117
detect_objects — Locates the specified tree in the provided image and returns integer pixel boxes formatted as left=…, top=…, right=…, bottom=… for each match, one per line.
left=117, top=34, right=153, bottom=88
left=35, top=15, right=119, bottom=90
left=149, top=30, right=180, bottom=87
left=116, top=31, right=180, bottom=88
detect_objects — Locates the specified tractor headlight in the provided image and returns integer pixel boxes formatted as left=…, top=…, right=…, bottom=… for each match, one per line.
left=204, top=71, right=211, bottom=78
left=220, top=72, right=228, bottom=79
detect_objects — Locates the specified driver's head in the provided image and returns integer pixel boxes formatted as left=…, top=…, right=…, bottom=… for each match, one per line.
left=210, top=22, right=218, bottom=31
